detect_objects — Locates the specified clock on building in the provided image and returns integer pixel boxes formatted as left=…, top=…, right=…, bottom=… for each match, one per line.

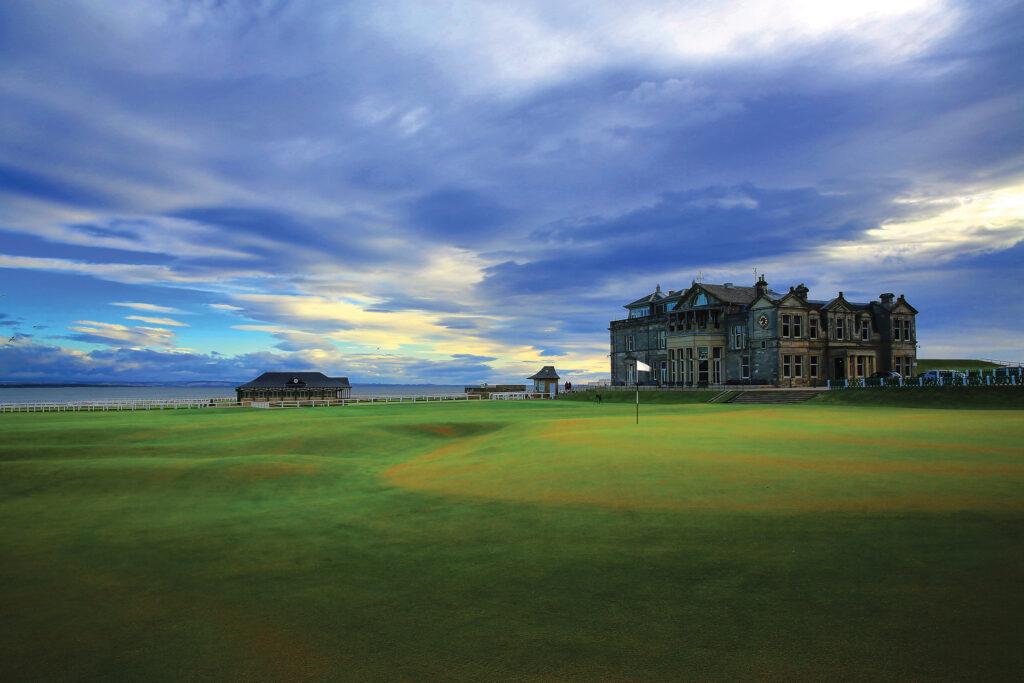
left=758, top=314, right=769, bottom=328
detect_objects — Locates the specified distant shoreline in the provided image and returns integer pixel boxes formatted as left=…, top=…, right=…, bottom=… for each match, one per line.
left=0, top=381, right=468, bottom=388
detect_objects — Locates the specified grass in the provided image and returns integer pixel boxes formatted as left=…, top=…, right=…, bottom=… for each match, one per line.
left=2, top=400, right=1023, bottom=680
left=916, top=358, right=1006, bottom=371
left=814, top=385, right=1024, bottom=409
left=559, top=389, right=717, bottom=403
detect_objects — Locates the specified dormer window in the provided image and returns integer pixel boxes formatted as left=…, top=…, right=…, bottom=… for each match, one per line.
left=860, top=319, right=870, bottom=341
left=836, top=318, right=845, bottom=340
left=809, top=317, right=819, bottom=339
left=629, top=306, right=650, bottom=319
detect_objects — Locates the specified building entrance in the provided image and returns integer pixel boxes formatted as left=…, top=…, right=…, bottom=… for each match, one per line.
left=833, top=356, right=845, bottom=380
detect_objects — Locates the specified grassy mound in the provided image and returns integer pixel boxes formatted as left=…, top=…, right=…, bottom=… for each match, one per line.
left=916, top=358, right=1004, bottom=371
left=2, top=401, right=1023, bottom=680
left=559, top=389, right=717, bottom=403
left=814, top=385, right=1024, bottom=409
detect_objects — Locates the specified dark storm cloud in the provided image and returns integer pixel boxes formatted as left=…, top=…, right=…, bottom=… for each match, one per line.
left=405, top=189, right=518, bottom=245
left=482, top=183, right=900, bottom=296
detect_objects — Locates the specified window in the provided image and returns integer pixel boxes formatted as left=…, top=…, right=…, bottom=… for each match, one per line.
left=783, top=354, right=792, bottom=378
left=860, top=319, right=870, bottom=341
left=835, top=318, right=845, bottom=340
left=810, top=355, right=819, bottom=378
left=794, top=355, right=803, bottom=377
left=742, top=355, right=750, bottom=379
left=781, top=314, right=791, bottom=337
left=733, top=325, right=744, bottom=349
left=793, top=315, right=802, bottom=338
left=627, top=366, right=635, bottom=384
left=686, top=347, right=693, bottom=383
left=760, top=340, right=767, bottom=349
left=810, top=317, right=819, bottom=339
left=712, top=347, right=722, bottom=384
left=629, top=307, right=649, bottom=319
left=626, top=334, right=635, bottom=351
left=695, top=293, right=707, bottom=306
left=856, top=356, right=865, bottom=377
left=658, top=330, right=666, bottom=349
left=893, top=319, right=901, bottom=341
left=903, top=320, right=911, bottom=342
left=660, top=361, right=667, bottom=383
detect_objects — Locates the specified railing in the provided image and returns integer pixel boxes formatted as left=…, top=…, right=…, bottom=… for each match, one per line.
left=248, top=394, right=484, bottom=408
left=828, top=373, right=1021, bottom=389
left=0, top=393, right=491, bottom=413
left=0, top=397, right=237, bottom=413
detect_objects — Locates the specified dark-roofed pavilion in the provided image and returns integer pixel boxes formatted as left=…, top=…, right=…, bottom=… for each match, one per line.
left=236, top=372, right=352, bottom=402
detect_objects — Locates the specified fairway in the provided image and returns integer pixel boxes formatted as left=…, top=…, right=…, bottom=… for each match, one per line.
left=2, top=400, right=1023, bottom=680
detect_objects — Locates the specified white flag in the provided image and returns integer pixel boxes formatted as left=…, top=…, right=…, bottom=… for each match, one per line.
left=635, top=360, right=651, bottom=372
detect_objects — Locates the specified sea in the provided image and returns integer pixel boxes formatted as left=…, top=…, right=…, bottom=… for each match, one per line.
left=0, top=384, right=468, bottom=404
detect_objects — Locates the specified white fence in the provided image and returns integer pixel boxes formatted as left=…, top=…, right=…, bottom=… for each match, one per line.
left=0, top=393, right=493, bottom=413
left=250, top=393, right=484, bottom=408
left=0, top=397, right=236, bottom=413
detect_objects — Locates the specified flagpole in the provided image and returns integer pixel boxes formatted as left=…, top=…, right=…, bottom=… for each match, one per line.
left=636, top=383, right=639, bottom=424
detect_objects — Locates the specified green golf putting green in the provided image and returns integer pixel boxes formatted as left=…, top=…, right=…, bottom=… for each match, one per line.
left=2, top=400, right=1022, bottom=680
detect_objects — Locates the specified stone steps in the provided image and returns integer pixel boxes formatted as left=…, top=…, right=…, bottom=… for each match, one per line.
left=726, top=390, right=822, bottom=404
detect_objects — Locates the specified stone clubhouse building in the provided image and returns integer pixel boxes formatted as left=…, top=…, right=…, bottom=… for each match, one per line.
left=610, top=276, right=918, bottom=387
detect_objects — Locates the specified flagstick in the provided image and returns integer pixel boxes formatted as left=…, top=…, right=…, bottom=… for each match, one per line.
left=636, top=385, right=639, bottom=424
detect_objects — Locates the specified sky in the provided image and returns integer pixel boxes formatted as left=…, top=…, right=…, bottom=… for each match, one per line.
left=1, top=0, right=1022, bottom=385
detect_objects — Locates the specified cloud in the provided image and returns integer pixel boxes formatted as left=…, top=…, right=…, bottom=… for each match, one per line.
left=0, top=0, right=1021, bottom=378
left=124, top=315, right=190, bottom=327
left=66, top=321, right=177, bottom=348
left=112, top=302, right=187, bottom=314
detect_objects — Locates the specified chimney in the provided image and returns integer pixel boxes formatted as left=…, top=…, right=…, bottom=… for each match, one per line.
left=755, top=274, right=768, bottom=298
left=795, top=283, right=809, bottom=299
left=880, top=293, right=895, bottom=308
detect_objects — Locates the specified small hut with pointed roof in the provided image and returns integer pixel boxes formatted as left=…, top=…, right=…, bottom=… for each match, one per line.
left=527, top=366, right=560, bottom=397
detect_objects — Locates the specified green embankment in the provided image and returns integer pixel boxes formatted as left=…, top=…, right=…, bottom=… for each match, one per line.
left=559, top=389, right=717, bottom=403
left=916, top=358, right=1005, bottom=371
left=814, top=385, right=1024, bottom=409
left=2, top=400, right=1023, bottom=680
